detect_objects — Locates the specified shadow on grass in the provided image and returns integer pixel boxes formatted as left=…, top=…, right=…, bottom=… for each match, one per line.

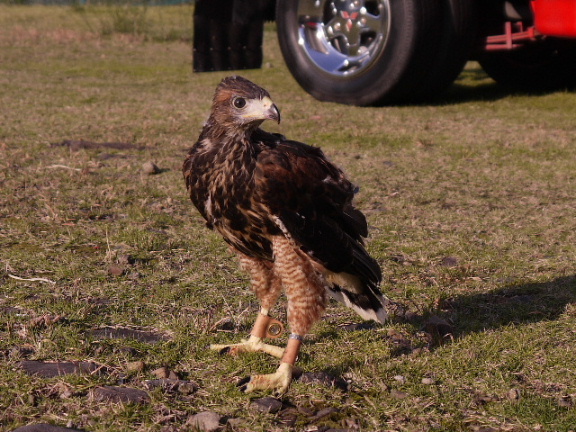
left=302, top=275, right=576, bottom=386
left=437, top=82, right=514, bottom=105
left=391, top=65, right=574, bottom=107
left=441, top=274, right=576, bottom=336
left=379, top=273, right=576, bottom=352
left=229, top=275, right=575, bottom=382
left=433, top=82, right=567, bottom=106
left=435, top=65, right=512, bottom=105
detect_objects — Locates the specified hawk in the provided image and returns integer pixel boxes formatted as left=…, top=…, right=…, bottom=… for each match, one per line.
left=183, top=76, right=386, bottom=394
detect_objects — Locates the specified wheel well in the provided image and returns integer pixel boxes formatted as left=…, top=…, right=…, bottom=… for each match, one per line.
left=477, top=0, right=534, bottom=35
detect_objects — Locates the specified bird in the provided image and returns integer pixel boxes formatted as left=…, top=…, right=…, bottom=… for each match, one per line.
left=183, top=75, right=387, bottom=394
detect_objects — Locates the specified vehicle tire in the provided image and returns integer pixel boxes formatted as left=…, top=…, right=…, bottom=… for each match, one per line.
left=409, top=0, right=477, bottom=101
left=276, top=0, right=477, bottom=106
left=478, top=40, right=576, bottom=91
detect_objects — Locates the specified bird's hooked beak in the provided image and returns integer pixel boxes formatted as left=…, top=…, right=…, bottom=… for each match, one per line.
left=267, top=100, right=281, bottom=124
left=241, top=96, right=281, bottom=124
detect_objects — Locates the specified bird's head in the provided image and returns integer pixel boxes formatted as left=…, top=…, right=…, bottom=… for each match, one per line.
left=210, top=76, right=280, bottom=131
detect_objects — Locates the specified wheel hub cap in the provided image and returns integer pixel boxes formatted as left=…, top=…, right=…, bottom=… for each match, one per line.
left=297, top=0, right=391, bottom=76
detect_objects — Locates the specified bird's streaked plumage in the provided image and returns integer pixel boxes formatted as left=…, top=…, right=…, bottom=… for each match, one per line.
left=183, top=75, right=387, bottom=394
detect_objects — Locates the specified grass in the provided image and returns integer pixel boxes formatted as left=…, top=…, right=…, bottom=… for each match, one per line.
left=1, top=4, right=576, bottom=432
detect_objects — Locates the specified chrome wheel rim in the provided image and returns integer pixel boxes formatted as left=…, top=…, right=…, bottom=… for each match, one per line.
left=296, top=0, right=391, bottom=77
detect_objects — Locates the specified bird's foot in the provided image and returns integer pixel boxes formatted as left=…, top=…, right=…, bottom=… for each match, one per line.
left=210, top=335, right=285, bottom=359
left=237, top=362, right=293, bottom=395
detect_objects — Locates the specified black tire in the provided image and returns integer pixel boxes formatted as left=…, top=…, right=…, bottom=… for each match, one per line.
left=479, top=40, right=576, bottom=91
left=276, top=0, right=477, bottom=106
left=409, top=0, right=477, bottom=101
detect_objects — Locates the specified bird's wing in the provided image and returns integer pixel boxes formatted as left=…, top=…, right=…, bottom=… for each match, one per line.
left=254, top=137, right=382, bottom=292
left=183, top=144, right=212, bottom=227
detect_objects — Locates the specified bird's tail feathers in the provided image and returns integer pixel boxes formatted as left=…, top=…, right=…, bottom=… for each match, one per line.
left=351, top=244, right=382, bottom=288
left=325, top=272, right=388, bottom=324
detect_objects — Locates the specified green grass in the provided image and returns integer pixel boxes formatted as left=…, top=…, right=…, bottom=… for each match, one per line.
left=1, top=5, right=576, bottom=432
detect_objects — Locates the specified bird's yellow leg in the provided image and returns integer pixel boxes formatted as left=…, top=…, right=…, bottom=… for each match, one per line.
left=210, top=310, right=285, bottom=358
left=237, top=334, right=302, bottom=395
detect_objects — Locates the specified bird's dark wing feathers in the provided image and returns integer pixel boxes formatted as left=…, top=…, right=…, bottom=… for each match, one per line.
left=183, top=144, right=212, bottom=228
left=253, top=134, right=381, bottom=289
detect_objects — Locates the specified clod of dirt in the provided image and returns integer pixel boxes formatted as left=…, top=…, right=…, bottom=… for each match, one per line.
left=423, top=315, right=454, bottom=346
left=186, top=411, right=227, bottom=432
left=1, top=306, right=24, bottom=315
left=250, top=397, right=284, bottom=413
left=19, top=361, right=103, bottom=378
left=385, top=300, right=414, bottom=322
left=28, top=314, right=66, bottom=329
left=277, top=407, right=299, bottom=426
left=558, top=395, right=573, bottom=407
left=298, top=371, right=349, bottom=391
left=107, top=264, right=125, bottom=277
left=151, top=366, right=179, bottom=380
left=89, top=386, right=150, bottom=404
left=390, top=389, right=408, bottom=399
left=118, top=254, right=136, bottom=265
left=507, top=388, right=521, bottom=400
left=469, top=427, right=499, bottom=432
left=88, top=326, right=171, bottom=343
left=144, top=379, right=199, bottom=395
left=473, top=393, right=499, bottom=406
left=440, top=256, right=459, bottom=267
left=410, top=347, right=425, bottom=357
left=50, top=382, right=76, bottom=399
left=393, top=375, right=406, bottom=384
left=87, top=297, right=113, bottom=306
left=421, top=377, right=435, bottom=385
left=125, top=361, right=145, bottom=372
left=210, top=317, right=235, bottom=332
left=310, top=407, right=339, bottom=422
left=387, top=329, right=413, bottom=356
left=389, top=253, right=410, bottom=265
left=296, top=405, right=315, bottom=417
left=343, top=417, right=361, bottom=429
left=9, top=345, right=35, bottom=359
left=339, top=322, right=378, bottom=331
left=142, top=161, right=161, bottom=175
left=12, top=424, right=85, bottom=432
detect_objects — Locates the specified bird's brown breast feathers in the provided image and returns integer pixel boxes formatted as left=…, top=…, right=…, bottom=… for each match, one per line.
left=183, top=134, right=279, bottom=260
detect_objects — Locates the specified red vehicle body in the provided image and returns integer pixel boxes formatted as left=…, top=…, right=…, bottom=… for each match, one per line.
left=193, top=0, right=576, bottom=105
left=532, top=0, right=576, bottom=36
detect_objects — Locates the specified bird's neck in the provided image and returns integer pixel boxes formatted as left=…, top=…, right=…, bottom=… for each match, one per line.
left=192, top=130, right=256, bottom=177
left=201, top=118, right=261, bottom=156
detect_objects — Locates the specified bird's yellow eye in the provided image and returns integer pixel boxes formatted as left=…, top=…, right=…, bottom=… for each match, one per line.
left=233, top=97, right=247, bottom=109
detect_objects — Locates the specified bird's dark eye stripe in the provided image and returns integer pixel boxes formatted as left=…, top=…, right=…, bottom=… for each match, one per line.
left=233, top=97, right=247, bottom=109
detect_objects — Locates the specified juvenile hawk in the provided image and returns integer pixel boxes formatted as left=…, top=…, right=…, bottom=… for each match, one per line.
left=183, top=76, right=386, bottom=394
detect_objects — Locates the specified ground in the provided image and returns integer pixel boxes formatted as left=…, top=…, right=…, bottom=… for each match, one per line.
left=1, top=4, right=576, bottom=432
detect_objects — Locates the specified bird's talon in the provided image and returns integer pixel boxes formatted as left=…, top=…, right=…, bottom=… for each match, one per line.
left=236, top=376, right=251, bottom=393
left=235, top=363, right=293, bottom=394
left=209, top=337, right=284, bottom=359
